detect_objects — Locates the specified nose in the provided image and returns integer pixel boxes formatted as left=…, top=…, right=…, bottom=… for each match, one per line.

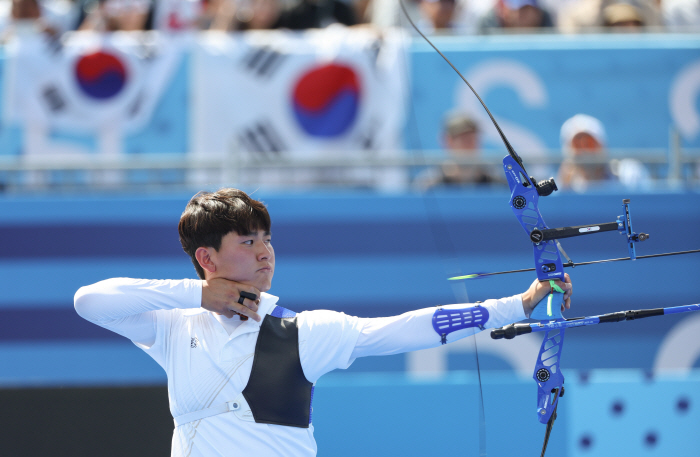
left=257, top=242, right=273, bottom=260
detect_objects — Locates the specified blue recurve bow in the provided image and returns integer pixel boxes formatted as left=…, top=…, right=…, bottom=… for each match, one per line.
left=399, top=3, right=700, bottom=455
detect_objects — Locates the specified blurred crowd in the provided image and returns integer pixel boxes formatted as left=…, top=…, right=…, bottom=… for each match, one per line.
left=414, top=111, right=654, bottom=192
left=0, top=0, right=698, bottom=39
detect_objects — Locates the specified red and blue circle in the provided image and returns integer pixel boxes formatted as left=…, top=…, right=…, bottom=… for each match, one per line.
left=292, top=64, right=361, bottom=137
left=74, top=51, right=128, bottom=100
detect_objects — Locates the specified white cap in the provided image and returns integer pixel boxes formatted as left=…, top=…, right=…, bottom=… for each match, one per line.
left=560, top=114, right=607, bottom=154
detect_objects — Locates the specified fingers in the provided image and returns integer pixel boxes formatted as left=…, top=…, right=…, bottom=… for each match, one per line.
left=202, top=278, right=262, bottom=321
left=230, top=293, right=261, bottom=322
left=555, top=273, right=572, bottom=312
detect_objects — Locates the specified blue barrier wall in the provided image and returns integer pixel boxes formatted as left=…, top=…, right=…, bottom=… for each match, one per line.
left=313, top=371, right=700, bottom=457
left=1, top=189, right=698, bottom=386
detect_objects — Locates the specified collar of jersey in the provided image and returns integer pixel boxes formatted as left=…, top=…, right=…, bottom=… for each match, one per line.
left=183, top=292, right=280, bottom=323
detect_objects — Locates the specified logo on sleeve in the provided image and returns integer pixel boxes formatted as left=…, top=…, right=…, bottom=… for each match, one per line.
left=190, top=337, right=199, bottom=349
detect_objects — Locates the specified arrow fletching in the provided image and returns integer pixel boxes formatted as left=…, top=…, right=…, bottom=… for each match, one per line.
left=448, top=273, right=488, bottom=280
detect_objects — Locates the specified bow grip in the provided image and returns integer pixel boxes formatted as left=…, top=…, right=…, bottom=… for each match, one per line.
left=530, top=280, right=565, bottom=321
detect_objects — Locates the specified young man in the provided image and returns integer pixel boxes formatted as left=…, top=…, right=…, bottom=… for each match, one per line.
left=75, top=188, right=572, bottom=457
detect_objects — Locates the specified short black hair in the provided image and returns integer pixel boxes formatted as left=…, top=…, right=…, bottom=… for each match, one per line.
left=178, top=188, right=271, bottom=279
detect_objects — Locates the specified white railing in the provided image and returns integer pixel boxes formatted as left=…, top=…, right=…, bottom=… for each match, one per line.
left=0, top=148, right=698, bottom=193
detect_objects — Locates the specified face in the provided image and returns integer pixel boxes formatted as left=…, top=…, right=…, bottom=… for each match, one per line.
left=571, top=132, right=603, bottom=155
left=420, top=0, right=456, bottom=29
left=207, top=229, right=275, bottom=292
left=446, top=130, right=479, bottom=152
left=503, top=5, right=542, bottom=28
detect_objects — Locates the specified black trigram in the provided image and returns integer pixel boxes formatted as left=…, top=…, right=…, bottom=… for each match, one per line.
left=42, top=85, right=66, bottom=112
left=43, top=32, right=63, bottom=55
left=128, top=92, right=144, bottom=118
left=241, top=46, right=286, bottom=79
left=136, top=40, right=158, bottom=61
left=357, top=120, right=379, bottom=150
left=367, top=38, right=382, bottom=69
left=238, top=120, right=286, bottom=158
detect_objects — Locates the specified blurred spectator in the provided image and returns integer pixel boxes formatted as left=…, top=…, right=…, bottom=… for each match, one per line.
left=558, top=114, right=611, bottom=191
left=367, top=0, right=420, bottom=28
left=418, top=0, right=459, bottom=31
left=558, top=0, right=662, bottom=33
left=275, top=0, right=358, bottom=29
left=368, top=0, right=488, bottom=34
left=602, top=2, right=644, bottom=27
left=557, top=114, right=650, bottom=192
left=351, top=0, right=371, bottom=23
left=210, top=0, right=357, bottom=30
left=1, top=0, right=79, bottom=38
left=663, top=0, right=700, bottom=31
left=414, top=112, right=501, bottom=189
left=478, top=0, right=553, bottom=34
left=78, top=0, right=153, bottom=31
left=451, top=0, right=498, bottom=33
left=537, top=0, right=579, bottom=25
left=152, top=0, right=203, bottom=31
left=209, top=0, right=282, bottom=30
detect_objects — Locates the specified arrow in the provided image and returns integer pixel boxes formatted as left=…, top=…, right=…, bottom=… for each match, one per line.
left=448, top=249, right=700, bottom=280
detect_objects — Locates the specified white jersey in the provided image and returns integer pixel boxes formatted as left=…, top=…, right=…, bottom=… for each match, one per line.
left=74, top=278, right=526, bottom=456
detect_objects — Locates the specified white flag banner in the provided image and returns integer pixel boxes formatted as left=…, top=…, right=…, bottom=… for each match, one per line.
left=191, top=26, right=410, bottom=190
left=3, top=31, right=183, bottom=134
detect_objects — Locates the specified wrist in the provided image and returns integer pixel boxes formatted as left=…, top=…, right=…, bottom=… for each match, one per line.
left=520, top=292, right=532, bottom=318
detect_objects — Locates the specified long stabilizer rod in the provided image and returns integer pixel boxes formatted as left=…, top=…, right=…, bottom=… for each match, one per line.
left=491, top=303, right=700, bottom=340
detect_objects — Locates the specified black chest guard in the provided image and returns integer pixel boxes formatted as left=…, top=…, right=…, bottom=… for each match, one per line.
left=242, top=315, right=313, bottom=428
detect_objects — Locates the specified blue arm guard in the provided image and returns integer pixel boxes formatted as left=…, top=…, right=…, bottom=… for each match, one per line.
left=432, top=305, right=490, bottom=345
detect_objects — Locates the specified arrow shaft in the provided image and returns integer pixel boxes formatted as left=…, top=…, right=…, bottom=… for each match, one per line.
left=450, top=249, right=700, bottom=280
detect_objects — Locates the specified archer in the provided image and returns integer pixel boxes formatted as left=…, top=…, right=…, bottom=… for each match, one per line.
left=74, top=187, right=572, bottom=456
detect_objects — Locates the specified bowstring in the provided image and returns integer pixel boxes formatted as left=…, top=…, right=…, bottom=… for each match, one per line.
left=396, top=4, right=487, bottom=455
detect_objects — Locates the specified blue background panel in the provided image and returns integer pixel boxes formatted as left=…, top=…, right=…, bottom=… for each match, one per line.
left=1, top=190, right=698, bottom=386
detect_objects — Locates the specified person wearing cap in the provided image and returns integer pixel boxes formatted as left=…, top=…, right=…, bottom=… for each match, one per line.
left=602, top=2, right=644, bottom=28
left=558, top=0, right=662, bottom=34
left=478, top=0, right=553, bottom=33
left=557, top=113, right=613, bottom=191
left=415, top=112, right=502, bottom=189
left=557, top=113, right=650, bottom=191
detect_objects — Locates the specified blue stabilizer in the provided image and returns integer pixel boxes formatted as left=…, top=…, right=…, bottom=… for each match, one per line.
left=432, top=305, right=490, bottom=344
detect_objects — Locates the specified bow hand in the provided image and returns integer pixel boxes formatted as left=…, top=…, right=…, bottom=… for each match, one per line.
left=522, top=274, right=572, bottom=318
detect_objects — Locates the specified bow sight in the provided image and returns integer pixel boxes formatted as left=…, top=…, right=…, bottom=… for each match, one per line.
left=505, top=153, right=649, bottom=282
left=506, top=160, right=644, bottom=284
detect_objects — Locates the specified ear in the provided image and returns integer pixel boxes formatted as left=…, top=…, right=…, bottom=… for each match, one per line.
left=195, top=247, right=217, bottom=275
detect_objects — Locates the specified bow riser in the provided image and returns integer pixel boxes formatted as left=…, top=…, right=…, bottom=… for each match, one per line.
left=503, top=155, right=565, bottom=282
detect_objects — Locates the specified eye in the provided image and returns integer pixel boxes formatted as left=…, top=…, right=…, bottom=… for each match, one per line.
left=242, top=240, right=253, bottom=245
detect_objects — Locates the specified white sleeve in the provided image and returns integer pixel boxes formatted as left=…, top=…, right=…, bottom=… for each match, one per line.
left=74, top=277, right=202, bottom=347
left=297, top=310, right=364, bottom=383
left=350, top=294, right=526, bottom=359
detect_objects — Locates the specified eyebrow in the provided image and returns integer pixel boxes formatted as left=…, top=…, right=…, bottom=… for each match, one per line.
left=240, top=230, right=271, bottom=237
